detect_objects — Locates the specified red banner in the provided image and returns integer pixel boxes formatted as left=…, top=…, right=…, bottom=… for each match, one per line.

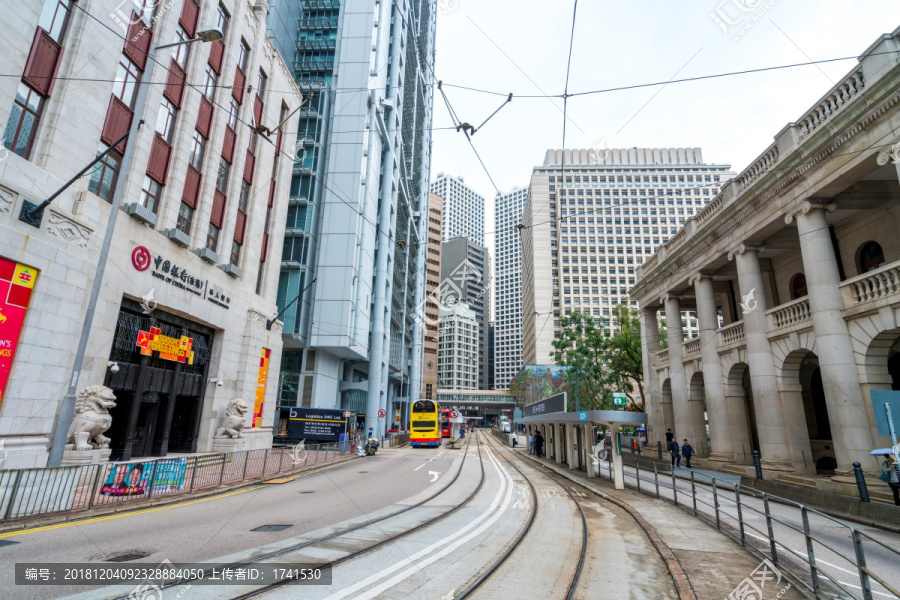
left=253, top=348, right=270, bottom=428
left=0, top=257, right=38, bottom=410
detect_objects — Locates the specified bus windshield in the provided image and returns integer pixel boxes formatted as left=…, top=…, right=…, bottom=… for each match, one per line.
left=413, top=401, right=436, bottom=413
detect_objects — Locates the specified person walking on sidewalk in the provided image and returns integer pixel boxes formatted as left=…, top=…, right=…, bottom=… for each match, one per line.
left=681, top=439, right=695, bottom=469
left=883, top=454, right=900, bottom=506
left=534, top=431, right=545, bottom=458
left=511, top=432, right=518, bottom=448
left=668, top=438, right=681, bottom=467
left=665, top=429, right=675, bottom=443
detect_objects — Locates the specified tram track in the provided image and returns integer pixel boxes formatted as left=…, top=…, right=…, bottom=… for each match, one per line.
left=457, top=433, right=589, bottom=600
left=111, top=434, right=482, bottom=600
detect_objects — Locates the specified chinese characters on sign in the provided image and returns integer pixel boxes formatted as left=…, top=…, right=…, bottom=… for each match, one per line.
left=253, top=348, right=270, bottom=428
left=0, top=257, right=38, bottom=410
left=136, top=328, right=195, bottom=364
left=131, top=246, right=231, bottom=310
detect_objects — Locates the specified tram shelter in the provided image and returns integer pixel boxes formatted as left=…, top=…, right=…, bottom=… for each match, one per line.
left=518, top=406, right=647, bottom=490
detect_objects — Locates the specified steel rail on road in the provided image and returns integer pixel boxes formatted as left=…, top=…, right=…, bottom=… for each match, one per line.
left=116, top=433, right=484, bottom=599
left=459, top=433, right=588, bottom=600
left=605, top=459, right=900, bottom=600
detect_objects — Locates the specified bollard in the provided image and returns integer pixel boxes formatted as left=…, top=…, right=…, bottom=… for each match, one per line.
left=753, top=450, right=763, bottom=480
left=657, top=440, right=663, bottom=460
left=852, top=462, right=870, bottom=503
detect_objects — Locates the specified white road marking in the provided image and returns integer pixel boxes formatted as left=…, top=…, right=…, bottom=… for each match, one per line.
left=324, top=445, right=513, bottom=600
left=414, top=464, right=425, bottom=471
left=428, top=452, right=444, bottom=462
left=429, top=471, right=441, bottom=482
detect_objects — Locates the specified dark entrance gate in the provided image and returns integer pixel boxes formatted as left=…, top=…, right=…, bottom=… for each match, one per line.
left=105, top=299, right=213, bottom=461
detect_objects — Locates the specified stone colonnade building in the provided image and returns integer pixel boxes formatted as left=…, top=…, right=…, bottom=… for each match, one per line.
left=630, top=27, right=900, bottom=476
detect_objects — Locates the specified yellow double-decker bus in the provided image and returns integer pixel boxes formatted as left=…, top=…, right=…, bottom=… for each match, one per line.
left=410, top=400, right=441, bottom=447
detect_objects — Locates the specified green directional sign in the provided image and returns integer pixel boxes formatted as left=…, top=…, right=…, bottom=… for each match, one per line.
left=613, top=393, right=627, bottom=407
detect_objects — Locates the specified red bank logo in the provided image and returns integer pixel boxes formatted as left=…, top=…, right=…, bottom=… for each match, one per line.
left=132, top=246, right=152, bottom=272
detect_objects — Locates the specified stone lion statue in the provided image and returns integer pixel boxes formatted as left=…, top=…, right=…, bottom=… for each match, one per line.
left=215, top=398, right=249, bottom=438
left=66, top=385, right=116, bottom=451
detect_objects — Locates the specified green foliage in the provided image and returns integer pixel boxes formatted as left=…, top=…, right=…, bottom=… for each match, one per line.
left=606, top=303, right=645, bottom=410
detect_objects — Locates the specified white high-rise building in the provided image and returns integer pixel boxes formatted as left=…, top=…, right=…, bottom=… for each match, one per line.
left=438, top=303, right=479, bottom=390
left=431, top=173, right=485, bottom=247
left=493, top=186, right=528, bottom=390
left=522, top=149, right=735, bottom=364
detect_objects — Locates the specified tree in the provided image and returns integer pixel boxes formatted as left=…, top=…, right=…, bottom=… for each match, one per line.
left=606, top=302, right=645, bottom=410
left=551, top=311, right=612, bottom=410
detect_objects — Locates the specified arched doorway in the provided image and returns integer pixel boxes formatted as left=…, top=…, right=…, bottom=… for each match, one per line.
left=725, top=363, right=758, bottom=462
left=797, top=354, right=834, bottom=473
left=688, top=372, right=708, bottom=456
left=660, top=379, right=675, bottom=436
left=857, top=241, right=885, bottom=274
left=790, top=273, right=807, bottom=299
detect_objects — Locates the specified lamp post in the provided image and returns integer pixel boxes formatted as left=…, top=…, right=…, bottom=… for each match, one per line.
left=44, top=30, right=222, bottom=467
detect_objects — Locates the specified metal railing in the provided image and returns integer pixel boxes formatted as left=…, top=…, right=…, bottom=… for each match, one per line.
left=384, top=432, right=411, bottom=447
left=595, top=459, right=900, bottom=600
left=0, top=441, right=355, bottom=524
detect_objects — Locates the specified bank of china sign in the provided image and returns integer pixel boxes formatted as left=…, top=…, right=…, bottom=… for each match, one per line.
left=131, top=246, right=231, bottom=310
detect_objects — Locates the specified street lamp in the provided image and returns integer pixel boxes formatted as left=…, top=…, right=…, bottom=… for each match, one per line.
left=44, top=32, right=220, bottom=466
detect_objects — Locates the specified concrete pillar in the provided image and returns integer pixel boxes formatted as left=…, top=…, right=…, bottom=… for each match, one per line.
left=730, top=245, right=793, bottom=469
left=583, top=424, right=596, bottom=479
left=692, top=274, right=734, bottom=462
left=789, top=203, right=875, bottom=468
left=566, top=425, right=577, bottom=470
left=663, top=295, right=698, bottom=444
left=640, top=307, right=664, bottom=446
left=554, top=424, right=563, bottom=464
left=610, top=428, right=625, bottom=489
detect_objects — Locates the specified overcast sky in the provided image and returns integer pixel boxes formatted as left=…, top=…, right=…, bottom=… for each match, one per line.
left=431, top=0, right=900, bottom=256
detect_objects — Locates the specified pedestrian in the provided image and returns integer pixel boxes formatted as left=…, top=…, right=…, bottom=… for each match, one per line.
left=882, top=453, right=900, bottom=506
left=665, top=429, right=675, bottom=443
left=534, top=432, right=545, bottom=458
left=668, top=438, right=681, bottom=468
left=511, top=432, right=518, bottom=448
left=528, top=433, right=534, bottom=455
left=681, top=439, right=695, bottom=469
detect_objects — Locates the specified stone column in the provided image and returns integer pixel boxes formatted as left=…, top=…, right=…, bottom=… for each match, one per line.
left=663, top=295, right=698, bottom=445
left=553, top=424, right=563, bottom=464
left=788, top=203, right=874, bottom=468
left=583, top=424, right=596, bottom=479
left=566, top=425, right=577, bottom=470
left=691, top=273, right=734, bottom=462
left=640, top=307, right=664, bottom=447
left=729, top=245, right=793, bottom=469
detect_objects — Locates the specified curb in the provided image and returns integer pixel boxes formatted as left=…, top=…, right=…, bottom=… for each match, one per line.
left=514, top=451, right=699, bottom=600
left=0, top=454, right=358, bottom=535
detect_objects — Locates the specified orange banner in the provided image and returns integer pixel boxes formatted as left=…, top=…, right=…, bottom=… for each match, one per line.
left=253, top=348, right=270, bottom=428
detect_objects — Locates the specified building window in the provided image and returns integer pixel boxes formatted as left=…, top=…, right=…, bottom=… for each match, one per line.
left=206, top=224, right=220, bottom=251
left=113, top=59, right=141, bottom=108
left=216, top=2, right=230, bottom=35
left=189, top=131, right=206, bottom=170
left=3, top=83, right=43, bottom=158
left=38, top=0, right=73, bottom=42
left=87, top=145, right=122, bottom=201
left=237, top=39, right=250, bottom=72
left=227, top=97, right=240, bottom=128
left=790, top=273, right=807, bottom=300
left=858, top=241, right=886, bottom=274
left=238, top=180, right=250, bottom=212
left=216, top=157, right=230, bottom=193
left=177, top=202, right=194, bottom=234
left=201, top=65, right=218, bottom=99
left=230, top=240, right=242, bottom=266
left=155, top=99, right=177, bottom=142
left=140, top=177, right=162, bottom=213
left=257, top=70, right=267, bottom=97
left=171, top=26, right=192, bottom=68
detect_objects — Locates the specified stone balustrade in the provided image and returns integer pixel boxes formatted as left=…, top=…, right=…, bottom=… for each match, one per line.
left=737, top=144, right=779, bottom=191
left=797, top=70, right=865, bottom=139
left=718, top=321, right=745, bottom=347
left=656, top=348, right=669, bottom=366
left=683, top=338, right=701, bottom=358
left=766, top=296, right=811, bottom=330
left=695, top=194, right=724, bottom=228
left=840, top=259, right=900, bottom=307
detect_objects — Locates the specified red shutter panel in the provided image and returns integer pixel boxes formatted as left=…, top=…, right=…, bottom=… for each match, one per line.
left=208, top=40, right=225, bottom=74
left=182, top=165, right=202, bottom=208
left=232, top=67, right=245, bottom=103
left=179, top=0, right=200, bottom=38
left=210, top=190, right=226, bottom=227
left=253, top=96, right=264, bottom=128
left=197, top=97, right=214, bottom=137
left=22, top=28, right=63, bottom=97
left=163, top=59, right=186, bottom=107
left=268, top=180, right=276, bottom=207
left=260, top=232, right=269, bottom=262
left=101, top=95, right=134, bottom=153
left=222, top=126, right=236, bottom=163
left=233, top=211, right=246, bottom=243
left=243, top=151, right=255, bottom=183
left=146, top=133, right=172, bottom=184
left=123, top=15, right=153, bottom=70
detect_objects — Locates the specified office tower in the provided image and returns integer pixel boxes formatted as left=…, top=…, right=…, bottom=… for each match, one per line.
left=430, top=173, right=485, bottom=247
left=438, top=303, right=479, bottom=390
left=422, top=193, right=443, bottom=399
left=522, top=149, right=734, bottom=364
left=493, top=186, right=528, bottom=389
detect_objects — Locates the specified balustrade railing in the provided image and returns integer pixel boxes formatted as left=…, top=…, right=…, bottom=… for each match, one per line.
left=719, top=321, right=745, bottom=346
left=683, top=338, right=701, bottom=358
left=656, top=349, right=669, bottom=365
left=840, top=260, right=900, bottom=306
left=766, top=296, right=811, bottom=329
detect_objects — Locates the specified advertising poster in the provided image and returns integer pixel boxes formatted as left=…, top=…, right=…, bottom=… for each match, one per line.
left=151, top=458, right=188, bottom=493
left=0, top=257, right=38, bottom=411
left=100, top=463, right=153, bottom=497
left=253, top=348, right=270, bottom=428
left=282, top=407, right=351, bottom=442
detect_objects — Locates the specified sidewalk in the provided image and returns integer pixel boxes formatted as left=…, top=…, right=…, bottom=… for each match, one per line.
left=513, top=449, right=806, bottom=600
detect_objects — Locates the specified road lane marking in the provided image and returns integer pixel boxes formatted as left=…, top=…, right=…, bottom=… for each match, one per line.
left=0, top=486, right=260, bottom=538
left=429, top=471, right=440, bottom=482
left=413, top=463, right=425, bottom=471
left=325, top=444, right=512, bottom=600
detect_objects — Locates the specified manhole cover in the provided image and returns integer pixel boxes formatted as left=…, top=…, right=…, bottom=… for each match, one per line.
left=107, top=551, right=151, bottom=562
left=252, top=525, right=293, bottom=532
left=0, top=540, right=20, bottom=548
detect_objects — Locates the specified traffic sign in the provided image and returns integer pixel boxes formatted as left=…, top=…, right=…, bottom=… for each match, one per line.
left=449, top=409, right=460, bottom=419
left=613, top=393, right=627, bottom=407
left=377, top=408, right=386, bottom=418
left=579, top=411, right=587, bottom=422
